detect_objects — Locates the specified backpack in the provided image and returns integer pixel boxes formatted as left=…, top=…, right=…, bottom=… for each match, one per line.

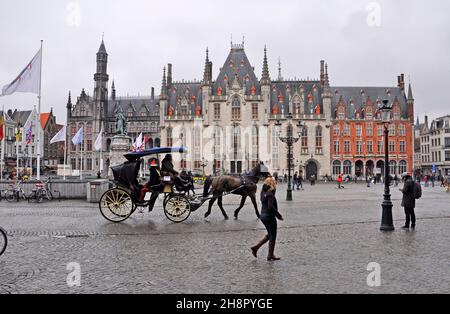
left=413, top=181, right=422, bottom=199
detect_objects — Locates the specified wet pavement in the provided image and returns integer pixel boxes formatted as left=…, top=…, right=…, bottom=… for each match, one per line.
left=0, top=182, right=449, bottom=293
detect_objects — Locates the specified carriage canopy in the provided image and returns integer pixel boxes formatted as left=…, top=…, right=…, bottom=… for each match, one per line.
left=123, top=147, right=188, bottom=162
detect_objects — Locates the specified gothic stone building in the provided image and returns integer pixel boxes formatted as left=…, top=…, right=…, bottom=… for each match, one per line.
left=159, top=43, right=333, bottom=178
left=66, top=40, right=160, bottom=176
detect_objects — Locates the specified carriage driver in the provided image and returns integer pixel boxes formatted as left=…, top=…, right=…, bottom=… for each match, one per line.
left=161, top=154, right=190, bottom=189
left=146, top=158, right=162, bottom=212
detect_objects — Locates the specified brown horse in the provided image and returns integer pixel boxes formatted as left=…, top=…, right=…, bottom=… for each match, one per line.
left=203, top=162, right=268, bottom=219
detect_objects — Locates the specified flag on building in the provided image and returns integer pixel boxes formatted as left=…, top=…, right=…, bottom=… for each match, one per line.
left=72, top=127, right=83, bottom=145
left=50, top=126, right=66, bottom=144
left=1, top=48, right=42, bottom=96
left=0, top=112, right=4, bottom=141
left=94, top=128, right=103, bottom=151
left=26, top=124, right=33, bottom=145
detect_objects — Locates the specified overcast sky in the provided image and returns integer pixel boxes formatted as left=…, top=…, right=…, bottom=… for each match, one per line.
left=0, top=0, right=449, bottom=125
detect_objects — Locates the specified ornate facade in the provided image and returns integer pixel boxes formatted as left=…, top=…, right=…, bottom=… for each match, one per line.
left=159, top=43, right=333, bottom=178
left=66, top=40, right=160, bottom=176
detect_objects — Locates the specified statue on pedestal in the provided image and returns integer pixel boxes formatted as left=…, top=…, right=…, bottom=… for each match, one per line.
left=115, top=107, right=127, bottom=135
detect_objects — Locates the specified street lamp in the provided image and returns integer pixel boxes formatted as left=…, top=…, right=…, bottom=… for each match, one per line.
left=379, top=99, right=394, bottom=231
left=276, top=113, right=302, bottom=201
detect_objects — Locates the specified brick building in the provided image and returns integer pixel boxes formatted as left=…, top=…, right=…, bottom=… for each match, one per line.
left=330, top=75, right=414, bottom=178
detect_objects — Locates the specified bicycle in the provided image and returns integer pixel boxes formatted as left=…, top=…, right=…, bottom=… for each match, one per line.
left=5, top=181, right=29, bottom=202
left=0, top=226, right=7, bottom=256
left=28, top=179, right=54, bottom=203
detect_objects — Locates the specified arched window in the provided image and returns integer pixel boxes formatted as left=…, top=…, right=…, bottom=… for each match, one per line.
left=389, top=160, right=397, bottom=175
left=343, top=160, right=352, bottom=175
left=398, top=160, right=407, bottom=174
left=128, top=108, right=133, bottom=117
left=301, top=126, right=308, bottom=154
left=166, top=128, right=173, bottom=147
left=333, top=160, right=342, bottom=176
left=232, top=97, right=241, bottom=120
left=315, top=126, right=322, bottom=148
left=154, top=138, right=161, bottom=148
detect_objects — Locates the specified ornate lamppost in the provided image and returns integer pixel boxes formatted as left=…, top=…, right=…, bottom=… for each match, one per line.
left=379, top=99, right=395, bottom=231
left=276, top=113, right=303, bottom=201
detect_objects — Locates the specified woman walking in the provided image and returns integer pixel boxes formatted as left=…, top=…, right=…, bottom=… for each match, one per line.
left=250, top=177, right=283, bottom=261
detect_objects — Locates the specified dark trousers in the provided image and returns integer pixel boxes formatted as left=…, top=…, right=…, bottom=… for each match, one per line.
left=148, top=193, right=159, bottom=212
left=261, top=214, right=277, bottom=241
left=404, top=207, right=416, bottom=227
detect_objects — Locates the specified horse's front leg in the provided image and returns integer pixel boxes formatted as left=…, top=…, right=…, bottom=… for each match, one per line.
left=217, top=197, right=229, bottom=220
left=204, top=197, right=217, bottom=218
left=234, top=195, right=247, bottom=219
left=250, top=194, right=260, bottom=219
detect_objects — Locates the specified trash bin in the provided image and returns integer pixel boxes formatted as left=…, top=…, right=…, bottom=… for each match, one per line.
left=87, top=180, right=110, bottom=203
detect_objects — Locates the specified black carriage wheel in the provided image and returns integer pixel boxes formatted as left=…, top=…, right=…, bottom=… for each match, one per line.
left=0, top=227, right=7, bottom=257
left=164, top=195, right=191, bottom=223
left=99, top=188, right=134, bottom=223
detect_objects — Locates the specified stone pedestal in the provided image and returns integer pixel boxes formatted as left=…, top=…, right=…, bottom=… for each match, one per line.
left=108, top=135, right=131, bottom=178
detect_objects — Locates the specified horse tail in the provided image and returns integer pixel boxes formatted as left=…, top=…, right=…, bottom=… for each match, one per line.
left=203, top=176, right=213, bottom=197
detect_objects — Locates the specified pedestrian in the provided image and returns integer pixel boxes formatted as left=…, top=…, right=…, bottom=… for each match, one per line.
left=293, top=172, right=299, bottom=190
left=399, top=172, right=418, bottom=229
left=298, top=173, right=304, bottom=190
left=424, top=175, right=428, bottom=187
left=431, top=174, right=435, bottom=188
left=250, top=176, right=283, bottom=261
left=440, top=175, right=445, bottom=187
left=337, top=173, right=343, bottom=189
left=366, top=176, right=371, bottom=187
left=310, top=174, right=316, bottom=186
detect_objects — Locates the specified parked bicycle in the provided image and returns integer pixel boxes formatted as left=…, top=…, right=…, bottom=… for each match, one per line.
left=28, top=179, right=56, bottom=203
left=0, top=226, right=7, bottom=256
left=5, top=181, right=29, bottom=202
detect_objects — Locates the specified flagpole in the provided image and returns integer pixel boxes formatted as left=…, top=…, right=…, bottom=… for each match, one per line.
left=80, top=137, right=83, bottom=180
left=63, top=126, right=67, bottom=180
left=36, top=40, right=43, bottom=180
left=1, top=106, right=4, bottom=181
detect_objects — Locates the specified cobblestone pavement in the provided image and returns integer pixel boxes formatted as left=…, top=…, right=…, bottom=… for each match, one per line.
left=0, top=183, right=449, bottom=293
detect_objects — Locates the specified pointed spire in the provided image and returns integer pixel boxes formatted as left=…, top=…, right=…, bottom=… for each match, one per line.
left=111, top=80, right=116, bottom=100
left=324, top=63, right=330, bottom=87
left=261, top=45, right=270, bottom=85
left=407, top=83, right=414, bottom=101
left=66, top=91, right=72, bottom=109
left=98, top=37, right=107, bottom=54
left=416, top=116, right=419, bottom=126
left=203, top=47, right=211, bottom=85
left=161, top=67, right=167, bottom=100
left=277, top=57, right=282, bottom=81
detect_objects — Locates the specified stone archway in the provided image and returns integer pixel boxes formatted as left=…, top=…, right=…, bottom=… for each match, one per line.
left=355, top=160, right=364, bottom=177
left=305, top=160, right=319, bottom=180
left=366, top=160, right=375, bottom=177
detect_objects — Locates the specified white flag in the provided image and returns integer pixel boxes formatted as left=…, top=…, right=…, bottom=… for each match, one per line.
left=72, top=127, right=83, bottom=145
left=50, top=126, right=66, bottom=144
left=1, top=48, right=42, bottom=96
left=94, top=128, right=103, bottom=151
left=133, top=133, right=143, bottom=151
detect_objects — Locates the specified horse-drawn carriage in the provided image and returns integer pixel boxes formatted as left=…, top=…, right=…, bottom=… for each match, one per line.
left=99, top=147, right=206, bottom=223
left=99, top=146, right=270, bottom=223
